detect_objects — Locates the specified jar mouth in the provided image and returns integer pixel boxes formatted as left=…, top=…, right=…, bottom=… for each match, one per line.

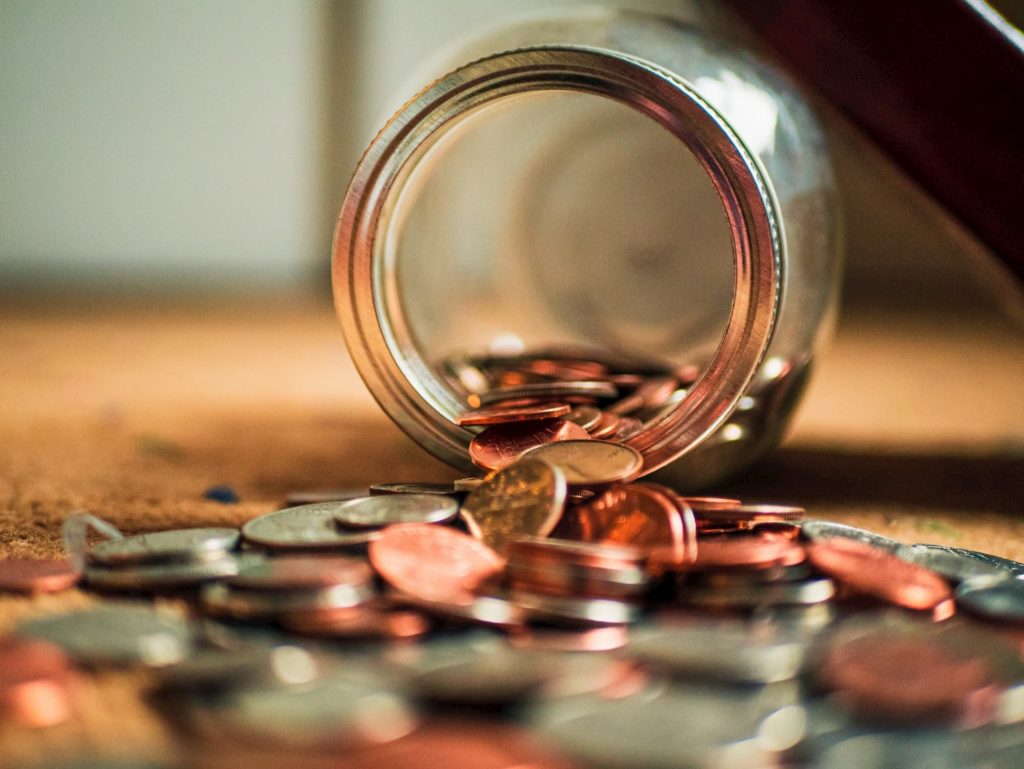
left=333, top=45, right=781, bottom=476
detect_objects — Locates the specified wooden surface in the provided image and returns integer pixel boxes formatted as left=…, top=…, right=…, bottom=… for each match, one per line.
left=0, top=295, right=1022, bottom=764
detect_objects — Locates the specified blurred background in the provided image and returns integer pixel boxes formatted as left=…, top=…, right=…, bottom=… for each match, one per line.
left=2, top=0, right=1021, bottom=316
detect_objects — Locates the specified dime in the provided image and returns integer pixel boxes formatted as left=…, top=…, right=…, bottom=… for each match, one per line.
left=799, top=520, right=902, bottom=552
left=469, top=381, right=617, bottom=409
left=85, top=555, right=241, bottom=590
left=334, top=494, right=459, bottom=529
left=87, top=527, right=239, bottom=566
left=369, top=524, right=504, bottom=604
left=519, top=440, right=643, bottom=485
left=17, top=605, right=193, bottom=668
left=241, top=503, right=379, bottom=551
left=897, top=543, right=1009, bottom=583
left=611, top=417, right=644, bottom=441
left=0, top=558, right=81, bottom=594
left=368, top=482, right=460, bottom=497
left=457, top=402, right=572, bottom=426
left=460, top=459, right=567, bottom=553
left=227, top=554, right=373, bottom=591
left=468, top=419, right=590, bottom=471
left=807, top=538, right=952, bottom=612
left=0, top=638, right=73, bottom=727
left=955, top=574, right=1024, bottom=623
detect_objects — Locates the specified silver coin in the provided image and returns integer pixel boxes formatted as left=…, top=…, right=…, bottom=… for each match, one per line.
left=896, top=543, right=1008, bottom=583
left=87, top=527, right=239, bottom=566
left=474, top=380, right=617, bottom=407
left=333, top=494, right=459, bottom=529
left=226, top=553, right=373, bottom=592
left=519, top=439, right=643, bottom=485
left=408, top=648, right=554, bottom=706
left=368, top=482, right=460, bottom=497
left=283, top=488, right=364, bottom=507
left=388, top=592, right=524, bottom=630
left=799, top=520, right=902, bottom=552
left=17, top=605, right=193, bottom=667
left=629, top=621, right=809, bottom=683
left=955, top=574, right=1024, bottom=623
left=85, top=554, right=241, bottom=590
left=681, top=577, right=835, bottom=609
left=927, top=545, right=1024, bottom=575
left=200, top=581, right=373, bottom=621
left=241, top=503, right=379, bottom=550
left=511, top=590, right=639, bottom=626
left=156, top=644, right=318, bottom=692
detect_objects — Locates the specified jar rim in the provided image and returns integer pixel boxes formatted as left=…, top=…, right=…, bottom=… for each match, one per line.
left=333, top=45, right=781, bottom=476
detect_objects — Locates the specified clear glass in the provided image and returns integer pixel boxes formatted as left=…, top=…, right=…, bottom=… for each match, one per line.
left=334, top=8, right=840, bottom=489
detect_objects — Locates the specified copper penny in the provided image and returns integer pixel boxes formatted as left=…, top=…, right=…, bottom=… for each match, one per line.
left=818, top=632, right=997, bottom=724
left=606, top=376, right=678, bottom=416
left=807, top=538, right=952, bottom=611
left=688, top=533, right=807, bottom=571
left=646, top=484, right=697, bottom=568
left=693, top=504, right=806, bottom=527
left=0, top=638, right=74, bottom=727
left=681, top=497, right=743, bottom=511
left=0, top=558, right=81, bottom=594
left=468, top=418, right=589, bottom=471
left=457, top=402, right=572, bottom=427
left=560, top=484, right=685, bottom=569
left=369, top=524, right=504, bottom=604
left=282, top=607, right=429, bottom=640
left=588, top=411, right=621, bottom=439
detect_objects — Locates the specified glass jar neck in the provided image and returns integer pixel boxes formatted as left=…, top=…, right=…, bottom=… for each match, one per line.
left=333, top=45, right=782, bottom=476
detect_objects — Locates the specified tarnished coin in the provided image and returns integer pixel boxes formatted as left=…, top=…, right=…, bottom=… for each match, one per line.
left=470, top=381, right=617, bottom=409
left=227, top=554, right=373, bottom=591
left=799, top=520, right=902, bottom=553
left=17, top=605, right=193, bottom=667
left=519, top=440, right=643, bottom=485
left=241, top=503, right=379, bottom=551
left=369, top=524, right=504, bottom=604
left=956, top=574, right=1024, bottom=623
left=460, top=459, right=567, bottom=553
left=807, top=538, right=953, bottom=612
left=85, top=555, right=241, bottom=590
left=468, top=419, right=590, bottom=471
left=200, top=581, right=373, bottom=621
left=457, top=402, right=572, bottom=426
left=0, top=558, right=81, bottom=594
left=897, top=543, right=1009, bottom=583
left=0, top=638, right=74, bottom=727
left=368, top=482, right=460, bottom=497
left=333, top=494, right=459, bottom=529
left=87, top=527, right=239, bottom=566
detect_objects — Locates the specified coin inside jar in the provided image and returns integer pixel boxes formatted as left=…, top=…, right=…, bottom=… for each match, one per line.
left=519, top=440, right=643, bottom=486
left=457, top=401, right=572, bottom=426
left=333, top=494, right=459, bottom=529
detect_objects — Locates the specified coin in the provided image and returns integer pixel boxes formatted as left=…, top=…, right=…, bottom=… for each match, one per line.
left=156, top=644, right=318, bottom=693
left=508, top=625, right=629, bottom=653
left=407, top=648, right=554, bottom=706
left=689, top=533, right=807, bottom=571
left=956, top=575, right=1024, bottom=623
left=17, top=605, right=193, bottom=667
left=799, top=520, right=902, bottom=552
left=453, top=476, right=488, bottom=492
left=681, top=576, right=835, bottom=609
left=457, top=402, right=572, bottom=426
left=87, top=527, right=239, bottom=566
left=606, top=376, right=677, bottom=416
left=283, top=488, right=365, bottom=507
left=511, top=590, right=639, bottom=626
left=389, top=592, right=524, bottom=629
left=468, top=419, right=590, bottom=471
left=0, top=638, right=73, bottom=727
left=460, top=459, right=567, bottom=553
left=693, top=504, right=806, bottom=527
left=470, top=381, right=617, bottom=409
left=897, top=543, right=1009, bottom=583
left=200, top=581, right=373, bottom=621
left=808, top=538, right=953, bottom=612
left=566, top=405, right=602, bottom=431
left=283, top=607, right=430, bottom=640
left=0, top=558, right=81, bottom=594
left=368, top=482, right=460, bottom=496
left=85, top=554, right=241, bottom=590
left=369, top=524, right=504, bottom=604
left=588, top=411, right=621, bottom=439
left=333, top=494, right=459, bottom=529
left=241, top=503, right=380, bottom=551
left=519, top=440, right=643, bottom=485
left=227, top=554, right=373, bottom=591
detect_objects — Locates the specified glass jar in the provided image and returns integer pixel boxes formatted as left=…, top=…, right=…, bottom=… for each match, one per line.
left=332, top=8, right=840, bottom=489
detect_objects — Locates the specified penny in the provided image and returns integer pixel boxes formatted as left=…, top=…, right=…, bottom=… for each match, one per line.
left=799, top=520, right=903, bottom=552
left=369, top=524, right=504, bottom=604
left=389, top=592, right=524, bottom=629
left=508, top=559, right=647, bottom=600
left=955, top=574, right=1024, bottom=623
left=611, top=416, right=644, bottom=441
left=588, top=411, right=621, bottom=439
left=508, top=625, right=629, bottom=653
left=227, top=554, right=373, bottom=591
left=507, top=536, right=643, bottom=569
left=87, top=527, right=239, bottom=566
left=283, top=607, right=430, bottom=640
left=511, top=590, right=640, bottom=626
left=693, top=504, right=806, bottom=526
left=560, top=484, right=685, bottom=568
left=519, top=440, right=643, bottom=485
left=408, top=649, right=554, bottom=706
left=200, top=581, right=373, bottom=621
left=453, top=476, right=488, bottom=492
left=368, top=482, right=460, bottom=497
left=333, top=494, right=459, bottom=529
left=0, top=558, right=81, bottom=594
left=606, top=376, right=677, bottom=416
left=85, top=555, right=241, bottom=590
left=0, top=638, right=73, bottom=727
left=460, top=459, right=567, bottom=553
left=241, top=503, right=380, bottom=551
left=457, top=402, right=572, bottom=426
left=807, top=538, right=952, bottom=611
left=469, top=381, right=617, bottom=409
left=689, top=534, right=807, bottom=571
left=17, top=605, right=194, bottom=667
left=566, top=405, right=602, bottom=431
left=681, top=497, right=743, bottom=511
left=468, top=419, right=590, bottom=471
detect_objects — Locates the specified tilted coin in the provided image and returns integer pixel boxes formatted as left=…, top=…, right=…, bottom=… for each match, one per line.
left=956, top=574, right=1024, bottom=623
left=470, top=380, right=617, bottom=409
left=368, top=482, right=460, bottom=497
left=333, top=494, right=459, bottom=529
left=457, top=402, right=572, bottom=426
left=241, top=503, right=379, bottom=551
left=0, top=638, right=74, bottom=727
left=519, top=439, right=643, bottom=485
left=200, top=581, right=373, bottom=621
left=227, top=553, right=373, bottom=591
left=799, top=520, right=902, bottom=553
left=369, top=524, right=505, bottom=604
left=897, top=543, right=1009, bottom=583
left=460, top=459, right=567, bottom=553
left=87, top=527, right=239, bottom=566
left=468, top=419, right=590, bottom=471
left=0, top=558, right=81, bottom=594
left=85, top=554, right=241, bottom=590
left=17, top=605, right=193, bottom=667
